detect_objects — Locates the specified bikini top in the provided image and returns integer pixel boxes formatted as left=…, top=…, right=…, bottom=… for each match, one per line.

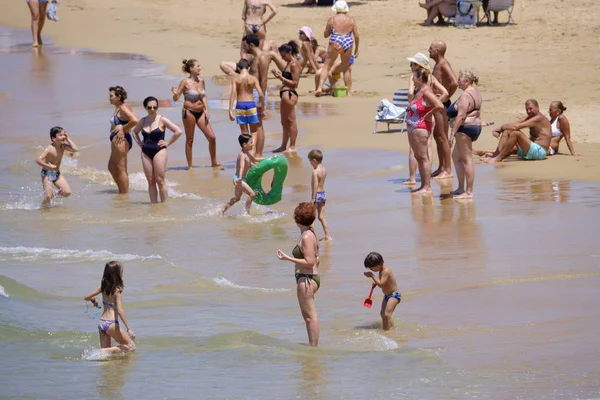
left=184, top=89, right=206, bottom=102
left=292, top=228, right=318, bottom=259
left=551, top=118, right=562, bottom=137
left=110, top=113, right=129, bottom=131
left=103, top=301, right=116, bottom=308
left=142, top=116, right=165, bottom=143
left=447, top=91, right=481, bottom=119
left=282, top=71, right=293, bottom=80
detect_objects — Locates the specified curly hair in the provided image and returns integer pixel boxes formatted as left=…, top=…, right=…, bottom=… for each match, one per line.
left=294, top=202, right=316, bottom=226
left=109, top=86, right=128, bottom=102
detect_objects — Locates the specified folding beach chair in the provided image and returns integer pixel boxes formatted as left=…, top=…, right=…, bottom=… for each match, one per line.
left=481, top=0, right=515, bottom=24
left=373, top=89, right=408, bottom=134
left=446, top=0, right=483, bottom=27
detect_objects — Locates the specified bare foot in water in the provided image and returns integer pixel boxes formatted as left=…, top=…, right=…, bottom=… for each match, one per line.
left=433, top=171, right=453, bottom=180
left=454, top=192, right=473, bottom=199
left=284, top=147, right=297, bottom=153
left=402, top=179, right=417, bottom=186
left=452, top=188, right=465, bottom=196
left=320, top=236, right=332, bottom=242
left=211, top=162, right=223, bottom=167
left=486, top=157, right=499, bottom=164
left=431, top=168, right=442, bottom=178
left=411, top=187, right=433, bottom=195
left=272, top=147, right=286, bottom=153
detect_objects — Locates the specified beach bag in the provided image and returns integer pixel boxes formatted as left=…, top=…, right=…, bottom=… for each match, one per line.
left=376, top=99, right=403, bottom=120
left=455, top=0, right=477, bottom=27
left=46, top=1, right=59, bottom=22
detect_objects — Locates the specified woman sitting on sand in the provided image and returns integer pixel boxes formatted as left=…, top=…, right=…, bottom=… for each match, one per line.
left=132, top=97, right=182, bottom=204
left=404, top=53, right=448, bottom=187
left=548, top=101, right=580, bottom=156
left=108, top=86, right=139, bottom=194
left=314, top=1, right=359, bottom=97
left=311, top=38, right=328, bottom=68
left=271, top=41, right=301, bottom=153
left=406, top=69, right=444, bottom=195
left=172, top=59, right=221, bottom=169
left=448, top=70, right=483, bottom=199
left=276, top=202, right=321, bottom=347
left=298, top=27, right=319, bottom=75
left=241, top=0, right=277, bottom=56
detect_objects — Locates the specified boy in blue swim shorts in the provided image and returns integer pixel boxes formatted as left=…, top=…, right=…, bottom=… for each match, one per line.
left=229, top=59, right=264, bottom=153
left=308, top=149, right=331, bottom=241
left=363, top=252, right=401, bottom=331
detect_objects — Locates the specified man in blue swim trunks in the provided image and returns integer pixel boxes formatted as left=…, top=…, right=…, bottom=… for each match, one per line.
left=487, top=99, right=552, bottom=163
left=229, top=59, right=264, bottom=158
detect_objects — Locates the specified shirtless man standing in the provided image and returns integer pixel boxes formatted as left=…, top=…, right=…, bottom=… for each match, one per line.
left=429, top=40, right=457, bottom=180
left=487, top=99, right=551, bottom=163
left=243, top=34, right=271, bottom=159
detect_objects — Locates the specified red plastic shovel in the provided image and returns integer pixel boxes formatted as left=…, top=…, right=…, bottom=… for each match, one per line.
left=363, top=284, right=376, bottom=308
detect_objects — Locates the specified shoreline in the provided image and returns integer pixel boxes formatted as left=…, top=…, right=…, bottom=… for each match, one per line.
left=2, top=0, right=600, bottom=182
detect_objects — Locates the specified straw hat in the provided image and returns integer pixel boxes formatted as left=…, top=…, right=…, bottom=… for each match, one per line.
left=332, top=1, right=350, bottom=13
left=299, top=26, right=313, bottom=40
left=406, top=52, right=431, bottom=71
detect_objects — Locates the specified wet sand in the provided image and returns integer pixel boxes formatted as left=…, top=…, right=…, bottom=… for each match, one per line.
left=1, top=16, right=600, bottom=400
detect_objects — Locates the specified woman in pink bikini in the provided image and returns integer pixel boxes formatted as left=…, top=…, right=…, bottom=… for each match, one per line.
left=406, top=69, right=444, bottom=195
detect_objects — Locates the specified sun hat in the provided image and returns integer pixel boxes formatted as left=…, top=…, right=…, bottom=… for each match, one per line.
left=406, top=52, right=431, bottom=71
left=332, top=1, right=350, bottom=13
left=299, top=26, right=313, bottom=40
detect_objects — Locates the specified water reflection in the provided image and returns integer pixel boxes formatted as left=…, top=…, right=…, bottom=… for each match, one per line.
left=96, top=354, right=136, bottom=400
left=295, top=354, right=327, bottom=400
left=498, top=179, right=572, bottom=203
left=411, top=196, right=485, bottom=267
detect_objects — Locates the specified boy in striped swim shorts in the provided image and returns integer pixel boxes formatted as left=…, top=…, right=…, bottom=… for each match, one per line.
left=229, top=59, right=264, bottom=145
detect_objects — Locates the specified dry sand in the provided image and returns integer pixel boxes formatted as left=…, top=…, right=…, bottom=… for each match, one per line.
left=2, top=0, right=600, bottom=181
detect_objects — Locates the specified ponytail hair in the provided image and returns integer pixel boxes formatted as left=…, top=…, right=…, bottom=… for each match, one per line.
left=459, top=69, right=479, bottom=85
left=551, top=101, right=567, bottom=114
left=279, top=40, right=299, bottom=57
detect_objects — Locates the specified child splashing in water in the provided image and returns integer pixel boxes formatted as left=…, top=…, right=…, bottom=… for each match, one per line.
left=84, top=261, right=136, bottom=354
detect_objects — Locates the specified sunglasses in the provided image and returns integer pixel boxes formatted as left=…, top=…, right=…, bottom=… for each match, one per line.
left=146, top=106, right=158, bottom=110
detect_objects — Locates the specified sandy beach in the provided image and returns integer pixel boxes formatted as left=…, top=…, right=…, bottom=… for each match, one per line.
left=2, top=0, right=600, bottom=181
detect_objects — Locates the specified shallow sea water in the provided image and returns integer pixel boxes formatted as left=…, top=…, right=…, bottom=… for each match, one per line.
left=1, top=26, right=599, bottom=400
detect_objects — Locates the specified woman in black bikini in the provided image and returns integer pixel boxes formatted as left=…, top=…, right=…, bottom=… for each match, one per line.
left=447, top=70, right=482, bottom=199
left=271, top=41, right=301, bottom=153
left=276, top=202, right=321, bottom=347
left=241, top=0, right=277, bottom=56
left=132, top=97, right=182, bottom=204
left=172, top=59, right=221, bottom=169
left=108, top=86, right=139, bottom=194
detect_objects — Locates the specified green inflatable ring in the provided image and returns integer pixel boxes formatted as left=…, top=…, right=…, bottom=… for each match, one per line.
left=246, top=156, right=288, bottom=205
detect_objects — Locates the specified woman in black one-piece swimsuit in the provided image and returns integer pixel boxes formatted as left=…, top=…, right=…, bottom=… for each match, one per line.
left=132, top=96, right=183, bottom=204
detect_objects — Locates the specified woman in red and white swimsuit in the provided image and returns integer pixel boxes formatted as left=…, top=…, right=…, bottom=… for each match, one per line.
left=406, top=69, right=444, bottom=195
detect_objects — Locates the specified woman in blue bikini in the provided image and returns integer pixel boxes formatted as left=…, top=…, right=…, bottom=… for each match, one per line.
left=314, top=1, right=360, bottom=97
left=84, top=261, right=136, bottom=354
left=108, top=86, right=139, bottom=194
left=132, top=96, right=183, bottom=204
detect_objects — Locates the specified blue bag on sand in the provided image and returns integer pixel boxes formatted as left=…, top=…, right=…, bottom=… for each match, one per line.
left=46, top=1, right=59, bottom=22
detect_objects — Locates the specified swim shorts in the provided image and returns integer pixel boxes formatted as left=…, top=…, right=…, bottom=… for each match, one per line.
left=235, top=101, right=259, bottom=125
left=41, top=169, right=60, bottom=182
left=252, top=89, right=268, bottom=113
left=517, top=142, right=547, bottom=160
left=314, top=191, right=326, bottom=205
